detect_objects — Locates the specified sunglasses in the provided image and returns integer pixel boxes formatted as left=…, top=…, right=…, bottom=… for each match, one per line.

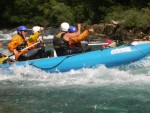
left=20, top=30, right=27, bottom=32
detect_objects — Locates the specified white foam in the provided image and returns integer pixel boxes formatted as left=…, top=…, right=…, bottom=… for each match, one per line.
left=0, top=59, right=150, bottom=88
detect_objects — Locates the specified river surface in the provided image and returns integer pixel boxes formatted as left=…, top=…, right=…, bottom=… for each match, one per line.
left=0, top=29, right=150, bottom=113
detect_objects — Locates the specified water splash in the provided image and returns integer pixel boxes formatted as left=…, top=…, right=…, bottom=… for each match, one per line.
left=0, top=58, right=150, bottom=88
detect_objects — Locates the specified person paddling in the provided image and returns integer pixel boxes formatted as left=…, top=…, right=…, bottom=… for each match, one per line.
left=53, top=22, right=81, bottom=56
left=8, top=25, right=45, bottom=61
left=28, top=26, right=44, bottom=45
left=8, top=26, right=28, bottom=61
left=27, top=26, right=47, bottom=58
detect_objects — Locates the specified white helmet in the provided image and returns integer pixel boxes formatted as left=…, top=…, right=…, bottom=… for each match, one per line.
left=60, top=22, right=70, bottom=31
left=32, top=26, right=41, bottom=33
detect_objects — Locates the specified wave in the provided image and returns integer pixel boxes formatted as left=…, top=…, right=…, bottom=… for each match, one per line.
left=0, top=58, right=150, bottom=88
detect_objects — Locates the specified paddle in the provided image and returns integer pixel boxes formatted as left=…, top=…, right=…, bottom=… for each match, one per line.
left=0, top=53, right=15, bottom=63
left=88, top=42, right=109, bottom=46
left=0, top=57, right=8, bottom=63
left=20, top=41, right=40, bottom=52
left=15, top=41, right=41, bottom=60
left=0, top=41, right=41, bottom=63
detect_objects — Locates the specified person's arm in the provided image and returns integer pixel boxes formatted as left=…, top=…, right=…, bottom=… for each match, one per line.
left=28, top=32, right=40, bottom=42
left=13, top=48, right=18, bottom=55
left=28, top=27, right=44, bottom=42
left=69, top=29, right=94, bottom=45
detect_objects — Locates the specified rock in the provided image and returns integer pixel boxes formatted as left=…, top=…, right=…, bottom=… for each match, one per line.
left=82, top=21, right=149, bottom=41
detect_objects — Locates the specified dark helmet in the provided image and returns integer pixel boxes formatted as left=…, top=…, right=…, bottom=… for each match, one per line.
left=68, top=26, right=77, bottom=33
left=17, top=26, right=27, bottom=31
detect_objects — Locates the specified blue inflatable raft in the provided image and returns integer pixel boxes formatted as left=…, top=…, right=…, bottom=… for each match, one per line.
left=1, top=41, right=150, bottom=73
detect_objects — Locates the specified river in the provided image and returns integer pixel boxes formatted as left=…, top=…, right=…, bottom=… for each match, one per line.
left=0, top=29, right=150, bottom=113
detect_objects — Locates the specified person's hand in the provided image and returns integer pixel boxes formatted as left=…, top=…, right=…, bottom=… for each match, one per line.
left=40, top=27, right=44, bottom=31
left=13, top=49, right=18, bottom=55
left=40, top=27, right=44, bottom=34
left=88, top=28, right=94, bottom=33
left=77, top=24, right=81, bottom=29
left=40, top=39, right=44, bottom=43
left=76, top=24, right=81, bottom=34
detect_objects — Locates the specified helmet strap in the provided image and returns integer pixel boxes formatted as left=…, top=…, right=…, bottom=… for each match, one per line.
left=18, top=31, right=25, bottom=39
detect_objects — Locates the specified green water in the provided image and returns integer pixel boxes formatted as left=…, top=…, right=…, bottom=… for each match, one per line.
left=0, top=61, right=150, bottom=113
left=0, top=84, right=150, bottom=113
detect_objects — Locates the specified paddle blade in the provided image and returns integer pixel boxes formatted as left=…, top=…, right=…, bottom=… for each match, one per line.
left=0, top=57, right=8, bottom=64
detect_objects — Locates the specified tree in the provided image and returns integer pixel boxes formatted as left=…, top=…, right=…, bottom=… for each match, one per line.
left=50, top=3, right=74, bottom=26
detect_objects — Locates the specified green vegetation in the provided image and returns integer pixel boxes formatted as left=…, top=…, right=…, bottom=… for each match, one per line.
left=105, top=6, right=150, bottom=28
left=0, top=0, right=149, bottom=28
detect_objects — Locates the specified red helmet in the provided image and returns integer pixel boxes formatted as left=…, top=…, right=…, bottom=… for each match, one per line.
left=105, top=39, right=112, bottom=44
left=103, top=39, right=113, bottom=47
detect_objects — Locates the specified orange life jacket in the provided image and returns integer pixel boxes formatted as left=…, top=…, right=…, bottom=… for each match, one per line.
left=8, top=34, right=26, bottom=52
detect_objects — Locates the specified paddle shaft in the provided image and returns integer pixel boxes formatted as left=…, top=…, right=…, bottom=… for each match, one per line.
left=8, top=54, right=14, bottom=57
left=88, top=43, right=109, bottom=46
left=20, top=41, right=40, bottom=51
